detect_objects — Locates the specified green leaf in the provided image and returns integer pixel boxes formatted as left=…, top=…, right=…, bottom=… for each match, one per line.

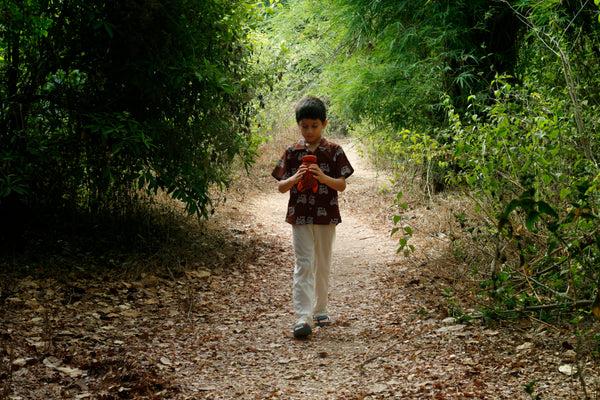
left=560, top=188, right=571, bottom=200
left=525, top=211, right=539, bottom=231
left=541, top=173, right=552, bottom=185
left=537, top=201, right=558, bottom=218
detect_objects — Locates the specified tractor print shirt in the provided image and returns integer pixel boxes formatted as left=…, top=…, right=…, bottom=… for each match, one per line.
left=272, top=138, right=354, bottom=225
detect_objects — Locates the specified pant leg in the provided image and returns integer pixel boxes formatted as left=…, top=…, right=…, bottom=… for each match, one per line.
left=292, top=224, right=315, bottom=325
left=313, top=224, right=336, bottom=317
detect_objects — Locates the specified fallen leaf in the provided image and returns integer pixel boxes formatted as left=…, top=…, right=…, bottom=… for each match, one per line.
left=56, top=366, right=86, bottom=378
left=277, top=357, right=298, bottom=364
left=12, top=358, right=33, bottom=367
left=436, top=324, right=465, bottom=333
left=516, top=342, right=533, bottom=351
left=370, top=383, right=387, bottom=394
left=160, top=357, right=172, bottom=366
left=186, top=270, right=211, bottom=279
left=43, top=356, right=62, bottom=369
left=483, top=330, right=500, bottom=336
left=558, top=364, right=577, bottom=376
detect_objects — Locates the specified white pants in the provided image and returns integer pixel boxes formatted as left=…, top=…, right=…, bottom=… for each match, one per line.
left=292, top=224, right=336, bottom=325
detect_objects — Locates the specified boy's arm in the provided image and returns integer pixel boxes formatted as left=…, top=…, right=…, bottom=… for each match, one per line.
left=309, top=165, right=347, bottom=192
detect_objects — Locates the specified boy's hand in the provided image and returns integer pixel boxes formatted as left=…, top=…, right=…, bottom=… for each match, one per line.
left=293, top=164, right=308, bottom=183
left=308, top=164, right=325, bottom=182
left=308, top=164, right=347, bottom=192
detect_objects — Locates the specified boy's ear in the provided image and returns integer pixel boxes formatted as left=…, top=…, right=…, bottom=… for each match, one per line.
left=322, top=120, right=328, bottom=129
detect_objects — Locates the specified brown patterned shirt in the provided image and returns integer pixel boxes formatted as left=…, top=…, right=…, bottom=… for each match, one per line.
left=272, top=138, right=354, bottom=225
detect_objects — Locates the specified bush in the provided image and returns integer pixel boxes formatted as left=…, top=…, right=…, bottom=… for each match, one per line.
left=0, top=0, right=263, bottom=227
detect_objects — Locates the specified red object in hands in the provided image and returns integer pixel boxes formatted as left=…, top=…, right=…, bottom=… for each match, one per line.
left=297, top=155, right=319, bottom=193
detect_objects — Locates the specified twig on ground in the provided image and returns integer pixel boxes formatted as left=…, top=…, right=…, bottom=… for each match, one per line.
left=525, top=314, right=561, bottom=332
left=360, top=330, right=430, bottom=367
left=513, top=267, right=575, bottom=299
left=522, top=300, right=592, bottom=312
left=524, top=268, right=542, bottom=303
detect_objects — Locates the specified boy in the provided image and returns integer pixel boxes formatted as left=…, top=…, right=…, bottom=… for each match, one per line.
left=271, top=96, right=354, bottom=338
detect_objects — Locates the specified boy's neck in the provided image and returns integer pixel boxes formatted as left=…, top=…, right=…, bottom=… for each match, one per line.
left=305, top=138, right=322, bottom=153
left=307, top=143, right=319, bottom=153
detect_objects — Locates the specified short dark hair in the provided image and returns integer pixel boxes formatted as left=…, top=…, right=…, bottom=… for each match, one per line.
left=295, top=96, right=327, bottom=123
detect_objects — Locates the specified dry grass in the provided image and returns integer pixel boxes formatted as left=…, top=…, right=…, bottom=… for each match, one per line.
left=257, top=125, right=300, bottom=169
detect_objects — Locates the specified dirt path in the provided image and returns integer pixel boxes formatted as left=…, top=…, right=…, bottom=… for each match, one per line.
left=177, top=140, right=410, bottom=398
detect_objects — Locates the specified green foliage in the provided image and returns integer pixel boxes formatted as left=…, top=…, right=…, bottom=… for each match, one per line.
left=444, top=72, right=600, bottom=315
left=250, top=0, right=349, bottom=130
left=391, top=191, right=414, bottom=257
left=1, top=0, right=264, bottom=222
left=415, top=1, right=600, bottom=318
left=256, top=0, right=529, bottom=186
left=523, top=380, right=542, bottom=400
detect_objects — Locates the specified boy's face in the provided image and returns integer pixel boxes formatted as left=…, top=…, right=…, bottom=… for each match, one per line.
left=298, top=118, right=328, bottom=146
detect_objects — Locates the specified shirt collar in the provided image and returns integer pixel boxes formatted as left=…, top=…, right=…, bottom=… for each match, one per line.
left=293, top=137, right=328, bottom=151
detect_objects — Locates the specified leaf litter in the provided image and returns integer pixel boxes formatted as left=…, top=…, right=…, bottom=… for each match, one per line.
left=1, top=139, right=599, bottom=399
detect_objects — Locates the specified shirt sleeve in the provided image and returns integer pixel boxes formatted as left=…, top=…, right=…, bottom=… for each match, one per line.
left=334, top=146, right=354, bottom=179
left=271, top=150, right=288, bottom=181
